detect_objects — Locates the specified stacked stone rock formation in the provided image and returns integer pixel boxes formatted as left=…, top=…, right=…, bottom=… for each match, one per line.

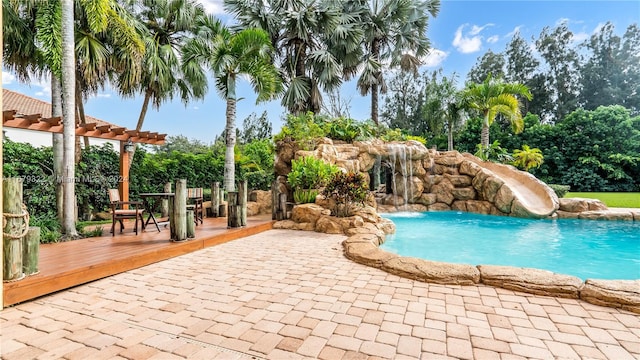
left=276, top=138, right=560, bottom=219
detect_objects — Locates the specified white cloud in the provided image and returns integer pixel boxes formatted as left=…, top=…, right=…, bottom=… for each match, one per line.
left=193, top=106, right=200, bottom=110
left=95, top=93, right=112, bottom=98
left=452, top=24, right=488, bottom=54
left=2, top=71, right=15, bottom=85
left=592, top=22, right=606, bottom=34
left=197, top=0, right=225, bottom=15
left=506, top=25, right=523, bottom=38
left=487, top=35, right=499, bottom=44
left=422, top=49, right=448, bottom=68
left=30, top=76, right=51, bottom=98
left=572, top=32, right=589, bottom=44
left=470, top=24, right=493, bottom=36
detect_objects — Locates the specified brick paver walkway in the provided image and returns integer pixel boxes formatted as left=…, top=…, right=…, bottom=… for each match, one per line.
left=2, top=229, right=639, bottom=359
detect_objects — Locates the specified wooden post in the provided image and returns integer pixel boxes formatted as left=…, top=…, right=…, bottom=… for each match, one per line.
left=22, top=227, right=40, bottom=276
left=161, top=182, right=171, bottom=217
left=271, top=180, right=278, bottom=220
left=227, top=192, right=238, bottom=228
left=172, top=179, right=187, bottom=242
left=211, top=182, right=220, bottom=217
left=279, top=193, right=289, bottom=220
left=186, top=210, right=195, bottom=238
left=238, top=180, right=247, bottom=227
left=3, top=178, right=25, bottom=281
left=119, top=141, right=131, bottom=208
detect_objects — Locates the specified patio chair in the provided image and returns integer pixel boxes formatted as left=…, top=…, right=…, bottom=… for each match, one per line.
left=187, top=187, right=204, bottom=225
left=108, top=189, right=145, bottom=236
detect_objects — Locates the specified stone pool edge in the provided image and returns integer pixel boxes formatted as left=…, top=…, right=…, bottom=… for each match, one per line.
left=342, top=230, right=640, bottom=315
left=274, top=203, right=640, bottom=314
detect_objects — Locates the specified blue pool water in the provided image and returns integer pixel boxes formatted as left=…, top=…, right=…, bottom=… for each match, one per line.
left=380, top=211, right=640, bottom=280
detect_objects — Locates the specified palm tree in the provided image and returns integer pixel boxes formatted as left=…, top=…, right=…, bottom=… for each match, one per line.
left=355, top=0, right=440, bottom=125
left=225, top=0, right=362, bottom=114
left=4, top=0, right=143, bottom=234
left=61, top=0, right=78, bottom=236
left=461, top=74, right=533, bottom=150
left=118, top=0, right=208, bottom=132
left=512, top=145, right=544, bottom=171
left=182, top=19, right=281, bottom=191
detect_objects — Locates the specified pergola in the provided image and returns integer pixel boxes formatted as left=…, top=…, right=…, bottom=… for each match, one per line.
left=2, top=90, right=166, bottom=203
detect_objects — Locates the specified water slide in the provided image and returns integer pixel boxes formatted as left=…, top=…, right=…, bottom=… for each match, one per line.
left=462, top=154, right=560, bottom=218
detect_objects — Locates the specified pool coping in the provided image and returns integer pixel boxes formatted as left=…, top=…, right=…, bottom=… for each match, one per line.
left=341, top=214, right=640, bottom=314
left=274, top=204, right=640, bottom=314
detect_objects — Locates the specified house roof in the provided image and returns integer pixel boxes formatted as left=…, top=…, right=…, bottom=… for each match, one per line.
left=2, top=89, right=165, bottom=144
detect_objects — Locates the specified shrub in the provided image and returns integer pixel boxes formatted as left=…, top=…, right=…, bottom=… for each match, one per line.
left=322, top=171, right=369, bottom=217
left=474, top=141, right=513, bottom=163
left=323, top=117, right=360, bottom=142
left=273, top=112, right=326, bottom=150
left=287, top=156, right=339, bottom=191
left=548, top=184, right=570, bottom=198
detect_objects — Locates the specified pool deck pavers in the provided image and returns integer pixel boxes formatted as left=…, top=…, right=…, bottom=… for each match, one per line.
left=2, top=229, right=639, bottom=359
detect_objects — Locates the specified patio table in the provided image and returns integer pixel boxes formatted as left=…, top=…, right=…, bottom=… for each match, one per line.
left=139, top=192, right=175, bottom=232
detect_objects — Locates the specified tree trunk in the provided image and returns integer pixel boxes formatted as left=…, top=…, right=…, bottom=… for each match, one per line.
left=75, top=83, right=89, bottom=149
left=51, top=77, right=64, bottom=223
left=371, top=83, right=379, bottom=125
left=136, top=88, right=153, bottom=131
left=129, top=88, right=153, bottom=168
left=371, top=41, right=381, bottom=126
left=481, top=112, right=490, bottom=149
left=448, top=124, right=454, bottom=151
left=224, top=97, right=237, bottom=192
left=61, top=0, right=78, bottom=237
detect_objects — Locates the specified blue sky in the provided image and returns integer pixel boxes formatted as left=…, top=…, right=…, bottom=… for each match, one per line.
left=3, top=0, right=639, bottom=146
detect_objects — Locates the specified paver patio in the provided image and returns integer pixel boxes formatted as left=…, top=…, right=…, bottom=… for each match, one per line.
left=1, top=229, right=639, bottom=359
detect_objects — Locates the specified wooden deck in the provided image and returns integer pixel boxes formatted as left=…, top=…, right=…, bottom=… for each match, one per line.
left=3, top=215, right=274, bottom=307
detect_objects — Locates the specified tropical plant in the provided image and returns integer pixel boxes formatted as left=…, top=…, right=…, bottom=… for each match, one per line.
left=512, top=144, right=544, bottom=171
left=474, top=140, right=513, bottom=163
left=287, top=156, right=339, bottom=191
left=461, top=74, right=532, bottom=149
left=120, top=0, right=207, bottom=133
left=225, top=0, right=363, bottom=114
left=273, top=112, right=327, bottom=150
left=182, top=18, right=281, bottom=191
left=322, top=171, right=369, bottom=217
left=323, top=117, right=360, bottom=142
left=354, top=0, right=440, bottom=125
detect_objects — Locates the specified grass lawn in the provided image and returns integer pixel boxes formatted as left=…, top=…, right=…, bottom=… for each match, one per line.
left=566, top=192, right=640, bottom=208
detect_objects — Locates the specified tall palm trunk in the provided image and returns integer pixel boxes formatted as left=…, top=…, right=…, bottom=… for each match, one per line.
left=448, top=125, right=454, bottom=151
left=128, top=88, right=154, bottom=168
left=371, top=83, right=379, bottom=125
left=136, top=88, right=153, bottom=131
left=61, top=0, right=78, bottom=236
left=52, top=78, right=64, bottom=223
left=75, top=84, right=90, bottom=149
left=224, top=97, right=237, bottom=192
left=370, top=40, right=381, bottom=126
left=370, top=40, right=381, bottom=188
left=481, top=111, right=490, bottom=149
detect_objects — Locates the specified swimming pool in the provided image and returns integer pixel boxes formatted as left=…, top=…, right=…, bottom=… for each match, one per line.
left=380, top=211, right=640, bottom=280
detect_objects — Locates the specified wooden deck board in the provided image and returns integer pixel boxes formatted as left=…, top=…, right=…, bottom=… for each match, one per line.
left=3, top=215, right=274, bottom=307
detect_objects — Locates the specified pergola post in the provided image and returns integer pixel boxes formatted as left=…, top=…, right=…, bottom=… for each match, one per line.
left=118, top=140, right=130, bottom=205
